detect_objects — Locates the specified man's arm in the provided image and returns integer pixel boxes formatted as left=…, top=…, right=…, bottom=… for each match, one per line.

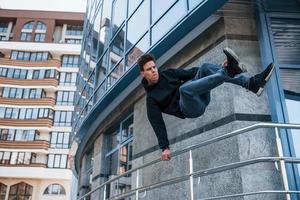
left=146, top=97, right=170, bottom=150
left=174, top=67, right=198, bottom=81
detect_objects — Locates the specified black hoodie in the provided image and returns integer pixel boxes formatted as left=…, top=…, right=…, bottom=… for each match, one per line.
left=142, top=67, right=198, bottom=150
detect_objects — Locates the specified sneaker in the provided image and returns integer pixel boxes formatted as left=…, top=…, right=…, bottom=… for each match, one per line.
left=248, top=63, right=275, bottom=96
left=223, top=47, right=247, bottom=78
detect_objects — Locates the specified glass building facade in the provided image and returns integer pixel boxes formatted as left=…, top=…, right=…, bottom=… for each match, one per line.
left=73, top=0, right=225, bottom=133
left=75, top=0, right=300, bottom=199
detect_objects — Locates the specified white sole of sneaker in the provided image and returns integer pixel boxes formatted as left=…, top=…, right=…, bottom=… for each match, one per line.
left=256, top=63, right=275, bottom=96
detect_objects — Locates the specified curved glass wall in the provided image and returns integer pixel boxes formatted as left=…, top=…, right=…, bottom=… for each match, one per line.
left=74, top=0, right=207, bottom=132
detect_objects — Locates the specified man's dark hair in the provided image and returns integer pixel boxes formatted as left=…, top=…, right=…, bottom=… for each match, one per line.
left=138, top=53, right=156, bottom=71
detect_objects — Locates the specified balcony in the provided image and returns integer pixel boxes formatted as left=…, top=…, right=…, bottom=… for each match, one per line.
left=0, top=119, right=52, bottom=130
left=0, top=162, right=47, bottom=168
left=0, top=140, right=49, bottom=150
left=0, top=77, right=58, bottom=90
left=0, top=97, right=55, bottom=107
left=0, top=58, right=60, bottom=68
left=0, top=41, right=81, bottom=56
left=0, top=165, right=72, bottom=180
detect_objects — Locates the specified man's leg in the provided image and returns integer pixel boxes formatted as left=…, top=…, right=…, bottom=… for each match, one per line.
left=179, top=63, right=229, bottom=118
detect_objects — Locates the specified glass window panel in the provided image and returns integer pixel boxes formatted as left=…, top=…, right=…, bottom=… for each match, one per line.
left=125, top=33, right=149, bottom=70
left=5, top=108, right=12, bottom=118
left=11, top=108, right=19, bottom=119
left=10, top=152, right=17, bottom=164
left=3, top=88, right=9, bottom=97
left=20, top=69, right=27, bottom=79
left=106, top=150, right=119, bottom=176
left=11, top=51, right=18, bottom=60
left=60, top=155, right=67, bottom=168
left=48, top=154, right=54, bottom=167
left=110, top=27, right=125, bottom=68
left=23, top=21, right=34, bottom=29
left=10, top=88, right=16, bottom=97
left=54, top=155, right=60, bottom=168
left=127, top=0, right=149, bottom=50
left=19, top=109, right=26, bottom=119
left=189, top=0, right=205, bottom=10
left=23, top=89, right=29, bottom=99
left=25, top=109, right=32, bottom=119
left=128, top=0, right=143, bottom=16
left=7, top=68, right=14, bottom=78
left=152, top=0, right=176, bottom=23
left=112, top=0, right=126, bottom=35
left=152, top=0, right=186, bottom=44
left=107, top=61, right=124, bottom=89
left=0, top=108, right=4, bottom=118
left=23, top=52, right=30, bottom=61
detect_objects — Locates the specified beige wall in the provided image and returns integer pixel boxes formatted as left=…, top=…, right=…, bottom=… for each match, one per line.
left=0, top=178, right=71, bottom=200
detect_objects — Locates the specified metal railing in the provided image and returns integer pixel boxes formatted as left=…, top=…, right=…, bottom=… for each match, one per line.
left=78, top=122, right=300, bottom=200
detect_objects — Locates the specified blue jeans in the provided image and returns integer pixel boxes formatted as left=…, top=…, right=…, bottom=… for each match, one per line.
left=179, top=63, right=250, bottom=118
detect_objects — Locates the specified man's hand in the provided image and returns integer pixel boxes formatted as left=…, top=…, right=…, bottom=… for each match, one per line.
left=161, top=148, right=171, bottom=161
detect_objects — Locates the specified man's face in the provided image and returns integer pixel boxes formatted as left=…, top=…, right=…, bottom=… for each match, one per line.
left=140, top=60, right=159, bottom=85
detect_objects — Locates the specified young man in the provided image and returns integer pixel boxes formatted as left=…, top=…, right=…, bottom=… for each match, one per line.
left=138, top=48, right=275, bottom=161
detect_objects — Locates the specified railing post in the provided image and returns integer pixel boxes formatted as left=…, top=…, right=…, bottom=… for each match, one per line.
left=275, top=127, right=291, bottom=200
left=103, top=185, right=106, bottom=200
left=136, top=169, right=140, bottom=200
left=189, top=150, right=194, bottom=200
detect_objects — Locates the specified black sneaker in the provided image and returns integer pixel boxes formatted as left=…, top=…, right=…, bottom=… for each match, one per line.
left=223, top=47, right=247, bottom=78
left=248, top=63, right=275, bottom=96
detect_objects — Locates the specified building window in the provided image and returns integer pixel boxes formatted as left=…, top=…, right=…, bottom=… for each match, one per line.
left=9, top=182, right=33, bottom=200
left=0, top=152, right=36, bottom=165
left=56, top=91, right=75, bottom=105
left=0, top=87, right=45, bottom=99
left=0, top=107, right=53, bottom=120
left=34, top=33, right=45, bottom=42
left=65, top=39, right=82, bottom=44
left=10, top=50, right=51, bottom=61
left=0, top=152, right=10, bottom=164
left=43, top=184, right=66, bottom=195
left=23, top=21, right=34, bottom=30
left=0, top=129, right=15, bottom=141
left=61, top=55, right=80, bottom=67
left=59, top=72, right=77, bottom=85
left=36, top=21, right=46, bottom=30
left=20, top=32, right=32, bottom=41
left=47, top=154, right=68, bottom=168
left=0, top=23, right=8, bottom=33
left=104, top=114, right=133, bottom=197
left=50, top=132, right=70, bottom=149
left=53, top=111, right=72, bottom=126
left=10, top=152, right=36, bottom=165
left=66, top=25, right=83, bottom=36
left=0, top=182, right=7, bottom=200
left=0, top=129, right=38, bottom=141
left=0, top=68, right=7, bottom=77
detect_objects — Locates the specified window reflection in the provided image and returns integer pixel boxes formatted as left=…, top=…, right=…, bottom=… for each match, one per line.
left=152, top=0, right=186, bottom=44
left=107, top=61, right=124, bottom=89
left=126, top=0, right=149, bottom=50
left=128, top=0, right=143, bottom=17
left=112, top=0, right=126, bottom=36
left=105, top=114, right=133, bottom=199
left=110, top=27, right=125, bottom=69
left=152, top=0, right=176, bottom=23
left=126, top=33, right=149, bottom=70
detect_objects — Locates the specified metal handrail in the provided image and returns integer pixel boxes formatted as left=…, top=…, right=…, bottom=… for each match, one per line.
left=78, top=122, right=300, bottom=200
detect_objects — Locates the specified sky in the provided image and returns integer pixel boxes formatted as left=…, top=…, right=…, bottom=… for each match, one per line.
left=0, top=0, right=87, bottom=12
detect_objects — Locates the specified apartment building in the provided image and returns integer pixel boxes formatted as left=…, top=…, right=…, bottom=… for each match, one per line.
left=0, top=9, right=84, bottom=200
